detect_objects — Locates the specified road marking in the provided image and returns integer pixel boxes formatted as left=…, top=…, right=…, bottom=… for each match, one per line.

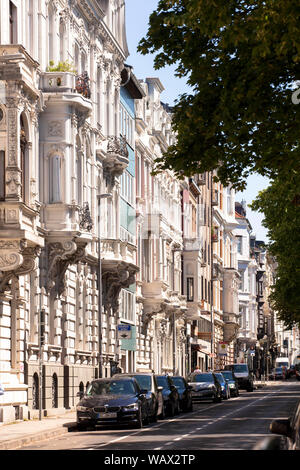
left=85, top=386, right=286, bottom=450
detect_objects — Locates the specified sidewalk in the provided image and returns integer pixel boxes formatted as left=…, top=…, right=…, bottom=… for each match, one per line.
left=0, top=410, right=77, bottom=450
left=0, top=380, right=272, bottom=451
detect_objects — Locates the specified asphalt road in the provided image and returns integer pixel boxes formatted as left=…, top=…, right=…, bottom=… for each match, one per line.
left=19, top=380, right=300, bottom=451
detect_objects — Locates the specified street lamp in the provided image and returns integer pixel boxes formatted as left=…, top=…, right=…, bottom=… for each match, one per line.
left=97, top=193, right=112, bottom=379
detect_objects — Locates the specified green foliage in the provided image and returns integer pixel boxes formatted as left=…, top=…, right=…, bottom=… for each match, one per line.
left=46, top=60, right=77, bottom=73
left=250, top=172, right=300, bottom=328
left=138, top=0, right=300, bottom=190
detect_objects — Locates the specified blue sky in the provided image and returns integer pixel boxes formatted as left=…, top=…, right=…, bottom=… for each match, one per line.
left=125, top=0, right=270, bottom=242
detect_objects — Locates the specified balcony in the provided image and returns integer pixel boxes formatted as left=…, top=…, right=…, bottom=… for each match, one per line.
left=141, top=280, right=186, bottom=332
left=100, top=239, right=139, bottom=314
left=96, top=136, right=129, bottom=177
left=40, top=71, right=93, bottom=113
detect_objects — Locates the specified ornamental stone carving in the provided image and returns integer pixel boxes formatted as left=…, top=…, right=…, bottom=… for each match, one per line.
left=0, top=240, right=40, bottom=293
left=41, top=239, right=88, bottom=296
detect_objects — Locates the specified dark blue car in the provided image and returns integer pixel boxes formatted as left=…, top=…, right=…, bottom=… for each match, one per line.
left=214, top=372, right=230, bottom=400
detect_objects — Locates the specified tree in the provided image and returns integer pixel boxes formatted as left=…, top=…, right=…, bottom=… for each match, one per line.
left=138, top=0, right=300, bottom=190
left=250, top=173, right=300, bottom=328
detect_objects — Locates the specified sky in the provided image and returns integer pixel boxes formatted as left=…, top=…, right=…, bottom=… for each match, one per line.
left=125, top=0, right=270, bottom=243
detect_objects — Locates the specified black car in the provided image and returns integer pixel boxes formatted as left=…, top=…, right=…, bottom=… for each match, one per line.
left=172, top=376, right=193, bottom=412
left=224, top=363, right=254, bottom=392
left=155, top=375, right=180, bottom=417
left=187, top=372, right=222, bottom=403
left=76, top=377, right=149, bottom=430
left=216, top=369, right=239, bottom=397
left=114, top=373, right=164, bottom=421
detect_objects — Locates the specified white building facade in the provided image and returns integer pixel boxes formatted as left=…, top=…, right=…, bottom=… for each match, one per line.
left=0, top=0, right=136, bottom=423
left=234, top=202, right=258, bottom=362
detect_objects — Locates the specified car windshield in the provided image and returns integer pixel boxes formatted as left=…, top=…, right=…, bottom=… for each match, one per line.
left=275, top=367, right=283, bottom=372
left=190, top=374, right=214, bottom=383
left=86, top=380, right=136, bottom=396
left=133, top=375, right=151, bottom=391
left=233, top=365, right=248, bottom=373
left=172, top=377, right=185, bottom=388
left=220, top=371, right=233, bottom=380
left=156, top=376, right=170, bottom=389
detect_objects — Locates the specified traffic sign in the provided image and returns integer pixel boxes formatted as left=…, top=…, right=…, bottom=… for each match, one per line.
left=117, top=324, right=132, bottom=339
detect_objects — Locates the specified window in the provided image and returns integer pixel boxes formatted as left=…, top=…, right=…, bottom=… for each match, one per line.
left=49, top=155, right=62, bottom=203
left=9, top=1, right=17, bottom=44
left=120, top=104, right=134, bottom=147
left=120, top=289, right=135, bottom=323
left=187, top=277, right=194, bottom=302
left=236, top=236, right=242, bottom=254
left=120, top=170, right=135, bottom=207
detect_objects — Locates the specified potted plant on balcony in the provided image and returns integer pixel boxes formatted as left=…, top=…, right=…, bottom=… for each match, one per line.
left=46, top=60, right=77, bottom=74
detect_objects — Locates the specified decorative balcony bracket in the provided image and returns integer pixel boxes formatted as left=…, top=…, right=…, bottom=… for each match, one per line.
left=0, top=240, right=41, bottom=294
left=40, top=238, right=88, bottom=296
left=141, top=302, right=165, bottom=336
left=102, top=264, right=138, bottom=315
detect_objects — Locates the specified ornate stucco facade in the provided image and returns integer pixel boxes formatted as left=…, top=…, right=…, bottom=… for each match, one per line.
left=0, top=0, right=134, bottom=423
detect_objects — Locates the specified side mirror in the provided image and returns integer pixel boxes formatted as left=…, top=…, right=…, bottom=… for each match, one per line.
left=157, top=386, right=163, bottom=392
left=270, top=419, right=293, bottom=438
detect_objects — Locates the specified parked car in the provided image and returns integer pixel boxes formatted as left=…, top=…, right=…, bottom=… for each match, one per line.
left=172, top=376, right=193, bottom=412
left=213, top=371, right=231, bottom=399
left=155, top=375, right=180, bottom=417
left=269, top=366, right=287, bottom=380
left=76, top=377, right=149, bottom=430
left=224, top=363, right=254, bottom=392
left=114, top=372, right=164, bottom=421
left=216, top=369, right=239, bottom=397
left=187, top=372, right=222, bottom=403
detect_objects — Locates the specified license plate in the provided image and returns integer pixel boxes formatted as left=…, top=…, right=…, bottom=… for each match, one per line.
left=98, top=412, right=117, bottom=419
